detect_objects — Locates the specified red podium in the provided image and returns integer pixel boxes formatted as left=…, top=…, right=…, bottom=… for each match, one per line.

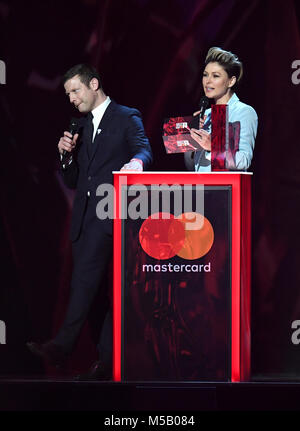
left=113, top=172, right=251, bottom=382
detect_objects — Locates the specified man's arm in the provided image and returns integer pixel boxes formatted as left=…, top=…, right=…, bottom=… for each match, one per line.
left=121, top=110, right=153, bottom=171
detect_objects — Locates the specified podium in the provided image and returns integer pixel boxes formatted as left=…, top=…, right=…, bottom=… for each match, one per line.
left=113, top=172, right=251, bottom=382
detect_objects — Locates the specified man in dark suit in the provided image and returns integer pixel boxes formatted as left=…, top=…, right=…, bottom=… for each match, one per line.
left=27, top=64, right=153, bottom=379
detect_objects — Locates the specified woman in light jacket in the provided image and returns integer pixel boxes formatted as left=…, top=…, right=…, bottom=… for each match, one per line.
left=185, top=46, right=258, bottom=172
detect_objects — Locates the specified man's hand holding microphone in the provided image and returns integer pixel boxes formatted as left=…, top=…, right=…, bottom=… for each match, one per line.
left=58, top=131, right=79, bottom=156
left=58, top=119, right=80, bottom=166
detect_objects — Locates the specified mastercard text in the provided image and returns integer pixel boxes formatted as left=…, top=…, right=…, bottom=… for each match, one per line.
left=142, top=262, right=211, bottom=272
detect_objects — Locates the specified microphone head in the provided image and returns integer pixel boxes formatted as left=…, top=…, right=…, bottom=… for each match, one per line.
left=199, top=96, right=210, bottom=118
left=69, top=117, right=80, bottom=135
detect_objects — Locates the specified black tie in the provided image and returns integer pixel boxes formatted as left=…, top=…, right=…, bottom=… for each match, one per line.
left=86, top=112, right=94, bottom=158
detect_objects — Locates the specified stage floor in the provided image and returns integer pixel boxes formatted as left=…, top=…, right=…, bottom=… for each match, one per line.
left=1, top=379, right=300, bottom=412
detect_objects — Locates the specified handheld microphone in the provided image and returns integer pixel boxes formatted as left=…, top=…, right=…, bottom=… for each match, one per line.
left=62, top=118, right=80, bottom=157
left=198, top=96, right=210, bottom=119
left=189, top=96, right=210, bottom=130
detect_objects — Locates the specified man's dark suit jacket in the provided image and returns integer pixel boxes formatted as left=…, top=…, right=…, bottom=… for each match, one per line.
left=62, top=100, right=153, bottom=241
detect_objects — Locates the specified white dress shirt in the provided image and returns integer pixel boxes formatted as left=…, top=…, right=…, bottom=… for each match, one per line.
left=91, top=96, right=111, bottom=141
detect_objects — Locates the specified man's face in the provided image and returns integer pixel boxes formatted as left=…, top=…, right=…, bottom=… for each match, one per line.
left=64, top=75, right=98, bottom=113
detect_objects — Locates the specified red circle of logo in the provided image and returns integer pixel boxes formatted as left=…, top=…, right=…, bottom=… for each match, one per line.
left=139, top=212, right=185, bottom=260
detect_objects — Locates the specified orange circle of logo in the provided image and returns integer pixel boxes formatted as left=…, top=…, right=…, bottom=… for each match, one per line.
left=175, top=212, right=214, bottom=260
left=139, top=212, right=214, bottom=260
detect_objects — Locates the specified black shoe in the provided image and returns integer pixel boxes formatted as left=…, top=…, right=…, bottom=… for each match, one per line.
left=74, top=361, right=112, bottom=381
left=26, top=341, right=68, bottom=368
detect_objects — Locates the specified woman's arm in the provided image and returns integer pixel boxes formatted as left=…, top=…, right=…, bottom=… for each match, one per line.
left=233, top=105, right=258, bottom=170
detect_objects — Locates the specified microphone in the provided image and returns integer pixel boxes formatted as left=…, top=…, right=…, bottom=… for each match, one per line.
left=198, top=96, right=210, bottom=119
left=189, top=96, right=210, bottom=130
left=62, top=117, right=80, bottom=157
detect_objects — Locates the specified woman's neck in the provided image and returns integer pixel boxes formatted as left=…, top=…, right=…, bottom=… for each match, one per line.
left=215, top=90, right=234, bottom=105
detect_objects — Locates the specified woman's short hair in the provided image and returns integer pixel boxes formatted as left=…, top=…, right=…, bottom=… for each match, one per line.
left=205, top=47, right=243, bottom=87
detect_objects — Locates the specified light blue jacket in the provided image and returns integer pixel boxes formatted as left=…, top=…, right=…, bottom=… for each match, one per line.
left=194, top=93, right=258, bottom=172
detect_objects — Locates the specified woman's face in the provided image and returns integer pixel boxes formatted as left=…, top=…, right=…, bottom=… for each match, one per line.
left=202, top=62, right=236, bottom=104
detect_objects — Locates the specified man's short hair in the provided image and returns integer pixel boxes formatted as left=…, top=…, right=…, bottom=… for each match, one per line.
left=63, top=64, right=102, bottom=90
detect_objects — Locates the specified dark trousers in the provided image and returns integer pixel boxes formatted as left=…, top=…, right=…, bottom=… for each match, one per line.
left=54, top=200, right=113, bottom=366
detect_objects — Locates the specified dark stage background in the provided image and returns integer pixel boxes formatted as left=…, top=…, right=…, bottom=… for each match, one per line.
left=1, top=0, right=300, bottom=380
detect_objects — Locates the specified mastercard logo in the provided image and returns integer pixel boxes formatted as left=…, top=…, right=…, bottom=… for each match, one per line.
left=139, top=212, right=214, bottom=260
